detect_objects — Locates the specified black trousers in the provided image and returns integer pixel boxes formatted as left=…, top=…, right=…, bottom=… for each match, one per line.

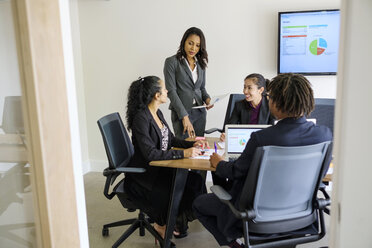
left=125, top=169, right=205, bottom=226
left=171, top=108, right=208, bottom=183
left=193, top=193, right=232, bottom=246
left=171, top=108, right=207, bottom=139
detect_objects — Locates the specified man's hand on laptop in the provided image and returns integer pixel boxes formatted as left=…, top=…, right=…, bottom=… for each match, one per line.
left=210, top=153, right=223, bottom=168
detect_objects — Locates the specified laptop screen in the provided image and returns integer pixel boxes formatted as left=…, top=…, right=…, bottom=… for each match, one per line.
left=225, top=125, right=271, bottom=154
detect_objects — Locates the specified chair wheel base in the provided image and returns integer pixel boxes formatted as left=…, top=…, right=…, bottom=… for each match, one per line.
left=102, top=227, right=109, bottom=236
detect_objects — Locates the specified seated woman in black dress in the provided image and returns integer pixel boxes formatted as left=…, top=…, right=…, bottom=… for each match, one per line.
left=124, top=76, right=207, bottom=240
left=213, top=73, right=274, bottom=189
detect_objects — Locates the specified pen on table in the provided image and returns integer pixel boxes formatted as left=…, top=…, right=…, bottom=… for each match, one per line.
left=214, top=142, right=217, bottom=153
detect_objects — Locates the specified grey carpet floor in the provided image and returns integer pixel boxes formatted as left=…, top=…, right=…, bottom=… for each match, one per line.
left=84, top=172, right=329, bottom=248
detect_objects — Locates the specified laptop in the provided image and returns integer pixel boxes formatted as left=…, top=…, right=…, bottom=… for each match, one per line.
left=224, top=124, right=271, bottom=161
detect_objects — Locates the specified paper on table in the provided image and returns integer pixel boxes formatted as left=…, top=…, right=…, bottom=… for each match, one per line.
left=192, top=93, right=229, bottom=109
left=209, top=93, right=229, bottom=105
left=191, top=149, right=225, bottom=160
left=217, top=141, right=225, bottom=149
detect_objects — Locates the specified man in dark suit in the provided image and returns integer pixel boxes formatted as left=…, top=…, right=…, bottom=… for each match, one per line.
left=192, top=73, right=333, bottom=248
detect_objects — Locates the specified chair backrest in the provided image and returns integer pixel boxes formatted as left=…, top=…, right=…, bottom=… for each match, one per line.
left=307, top=98, right=335, bottom=134
left=1, top=96, right=24, bottom=134
left=222, top=94, right=246, bottom=129
left=97, top=112, right=134, bottom=169
left=240, top=141, right=332, bottom=233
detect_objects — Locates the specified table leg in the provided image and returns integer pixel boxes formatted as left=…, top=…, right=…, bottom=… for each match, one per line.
left=163, top=168, right=188, bottom=248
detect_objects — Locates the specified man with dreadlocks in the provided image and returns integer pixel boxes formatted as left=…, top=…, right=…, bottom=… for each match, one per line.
left=193, top=73, right=333, bottom=248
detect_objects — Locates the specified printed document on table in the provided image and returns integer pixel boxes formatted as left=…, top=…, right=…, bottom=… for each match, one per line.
left=192, top=93, right=229, bottom=109
left=217, top=141, right=225, bottom=149
left=191, top=149, right=225, bottom=160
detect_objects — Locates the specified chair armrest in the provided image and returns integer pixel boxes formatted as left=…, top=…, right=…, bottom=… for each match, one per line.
left=211, top=185, right=232, bottom=201
left=116, top=167, right=146, bottom=173
left=211, top=185, right=256, bottom=220
left=316, top=198, right=331, bottom=209
left=103, top=167, right=145, bottom=177
left=204, top=128, right=223, bottom=134
left=103, top=166, right=146, bottom=200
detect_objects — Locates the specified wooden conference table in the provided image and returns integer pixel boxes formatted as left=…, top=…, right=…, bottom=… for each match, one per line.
left=150, top=137, right=333, bottom=248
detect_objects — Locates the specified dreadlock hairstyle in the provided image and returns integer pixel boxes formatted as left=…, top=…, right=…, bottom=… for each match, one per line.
left=176, top=27, right=208, bottom=70
left=126, top=76, right=161, bottom=131
left=245, top=73, right=270, bottom=95
left=267, top=73, right=314, bottom=118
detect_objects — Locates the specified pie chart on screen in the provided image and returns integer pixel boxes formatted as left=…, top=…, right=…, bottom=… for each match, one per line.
left=309, top=38, right=327, bottom=55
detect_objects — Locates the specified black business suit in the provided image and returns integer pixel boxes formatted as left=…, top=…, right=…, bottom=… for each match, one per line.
left=212, top=97, right=274, bottom=189
left=193, top=117, right=332, bottom=245
left=228, top=97, right=273, bottom=125
left=164, top=55, right=210, bottom=138
left=124, top=107, right=204, bottom=225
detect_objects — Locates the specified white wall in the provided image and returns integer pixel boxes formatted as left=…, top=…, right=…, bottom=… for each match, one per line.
left=60, top=0, right=89, bottom=247
left=69, top=0, right=90, bottom=173
left=330, top=0, right=372, bottom=247
left=75, top=0, right=340, bottom=169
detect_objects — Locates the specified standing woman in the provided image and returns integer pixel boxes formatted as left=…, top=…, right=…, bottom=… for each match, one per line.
left=164, top=27, right=213, bottom=139
left=124, top=76, right=207, bottom=240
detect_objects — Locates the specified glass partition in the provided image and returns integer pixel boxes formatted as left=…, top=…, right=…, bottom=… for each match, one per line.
left=0, top=1, right=36, bottom=247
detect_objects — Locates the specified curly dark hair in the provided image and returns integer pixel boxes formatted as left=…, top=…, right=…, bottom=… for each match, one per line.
left=176, top=27, right=208, bottom=70
left=267, top=73, right=314, bottom=118
left=126, top=76, right=161, bottom=130
left=245, top=73, right=270, bottom=95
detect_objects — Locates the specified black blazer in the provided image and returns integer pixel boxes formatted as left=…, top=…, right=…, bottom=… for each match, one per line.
left=215, top=116, right=333, bottom=239
left=164, top=55, right=210, bottom=119
left=128, top=107, right=195, bottom=190
left=227, top=97, right=273, bottom=125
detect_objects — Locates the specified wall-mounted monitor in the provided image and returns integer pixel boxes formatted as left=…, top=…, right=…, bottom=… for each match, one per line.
left=278, top=9, right=340, bottom=75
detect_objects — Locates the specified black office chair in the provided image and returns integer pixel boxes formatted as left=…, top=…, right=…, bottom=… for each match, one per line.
left=204, top=94, right=245, bottom=134
left=211, top=141, right=332, bottom=248
left=97, top=112, right=162, bottom=248
left=307, top=98, right=335, bottom=134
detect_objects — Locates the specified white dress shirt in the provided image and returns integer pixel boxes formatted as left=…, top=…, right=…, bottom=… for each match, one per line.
left=184, top=58, right=198, bottom=84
